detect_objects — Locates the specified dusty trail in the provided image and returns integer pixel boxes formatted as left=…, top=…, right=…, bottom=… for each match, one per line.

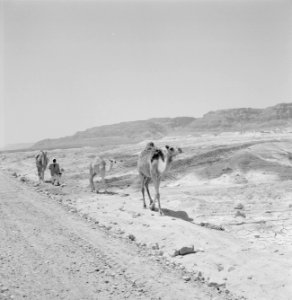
left=0, top=173, right=224, bottom=300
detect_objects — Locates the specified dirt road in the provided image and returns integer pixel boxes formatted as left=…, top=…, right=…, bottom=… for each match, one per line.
left=0, top=173, right=226, bottom=300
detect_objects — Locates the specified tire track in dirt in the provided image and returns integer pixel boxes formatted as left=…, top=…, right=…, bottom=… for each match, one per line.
left=0, top=173, right=227, bottom=300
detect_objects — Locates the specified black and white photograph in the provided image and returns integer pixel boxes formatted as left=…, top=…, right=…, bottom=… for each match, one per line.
left=1, top=0, right=292, bottom=299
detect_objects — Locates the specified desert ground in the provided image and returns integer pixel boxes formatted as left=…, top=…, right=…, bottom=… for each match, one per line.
left=1, top=131, right=292, bottom=300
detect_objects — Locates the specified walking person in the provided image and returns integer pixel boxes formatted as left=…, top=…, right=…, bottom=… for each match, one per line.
left=48, top=158, right=62, bottom=186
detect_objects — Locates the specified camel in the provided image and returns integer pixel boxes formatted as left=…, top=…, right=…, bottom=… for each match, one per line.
left=138, top=142, right=182, bottom=215
left=89, top=157, right=118, bottom=192
left=35, top=151, right=49, bottom=182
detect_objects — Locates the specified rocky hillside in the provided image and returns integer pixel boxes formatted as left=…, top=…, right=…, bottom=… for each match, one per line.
left=32, top=103, right=292, bottom=149
left=190, top=103, right=292, bottom=131
left=32, top=117, right=195, bottom=149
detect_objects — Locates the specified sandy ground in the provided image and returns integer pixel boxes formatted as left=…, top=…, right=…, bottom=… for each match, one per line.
left=1, top=131, right=292, bottom=300
left=0, top=173, right=227, bottom=300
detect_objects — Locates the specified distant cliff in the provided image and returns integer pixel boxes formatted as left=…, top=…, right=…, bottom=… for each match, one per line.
left=189, top=103, right=292, bottom=131
left=32, top=103, right=292, bottom=149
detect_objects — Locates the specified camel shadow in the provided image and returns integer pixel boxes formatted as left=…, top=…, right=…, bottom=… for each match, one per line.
left=161, top=208, right=193, bottom=222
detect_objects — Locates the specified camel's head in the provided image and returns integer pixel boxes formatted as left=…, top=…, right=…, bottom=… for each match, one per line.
left=109, top=159, right=118, bottom=165
left=165, top=145, right=183, bottom=157
left=109, top=158, right=124, bottom=167
left=145, top=142, right=156, bottom=151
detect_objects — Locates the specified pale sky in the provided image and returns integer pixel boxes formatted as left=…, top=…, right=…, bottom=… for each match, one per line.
left=1, top=0, right=292, bottom=147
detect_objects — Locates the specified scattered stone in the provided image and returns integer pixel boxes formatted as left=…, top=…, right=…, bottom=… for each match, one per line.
left=172, top=245, right=202, bottom=257
left=128, top=234, right=136, bottom=241
left=19, top=176, right=27, bottom=182
left=217, top=264, right=224, bottom=272
left=12, top=172, right=17, bottom=177
left=183, top=276, right=191, bottom=282
left=132, top=213, right=141, bottom=218
left=235, top=211, right=246, bottom=218
left=228, top=266, right=235, bottom=272
left=248, top=276, right=253, bottom=280
left=200, top=222, right=225, bottom=231
left=254, top=235, right=260, bottom=238
left=234, top=203, right=244, bottom=210
left=151, top=243, right=159, bottom=250
left=208, top=282, right=226, bottom=289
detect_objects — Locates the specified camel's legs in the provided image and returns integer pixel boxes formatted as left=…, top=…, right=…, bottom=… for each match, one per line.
left=145, top=177, right=153, bottom=205
left=101, top=175, right=107, bottom=192
left=89, top=173, right=96, bottom=192
left=154, top=178, right=163, bottom=215
left=140, top=175, right=147, bottom=208
left=37, top=166, right=42, bottom=182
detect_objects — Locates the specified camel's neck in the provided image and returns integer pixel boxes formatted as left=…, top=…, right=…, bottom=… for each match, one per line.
left=106, top=160, right=114, bottom=172
left=38, top=152, right=47, bottom=166
left=157, top=153, right=173, bottom=174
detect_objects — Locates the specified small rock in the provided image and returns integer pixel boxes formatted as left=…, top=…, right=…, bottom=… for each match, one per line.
left=234, top=203, right=244, bottom=210
left=217, top=264, right=224, bottom=272
left=132, top=213, right=141, bottom=218
left=172, top=245, right=200, bottom=256
left=128, top=234, right=136, bottom=241
left=19, top=176, right=27, bottom=182
left=200, top=222, right=225, bottom=231
left=183, top=276, right=191, bottom=282
left=151, top=243, right=159, bottom=250
left=228, top=266, right=235, bottom=272
left=235, top=211, right=246, bottom=218
left=208, top=282, right=226, bottom=289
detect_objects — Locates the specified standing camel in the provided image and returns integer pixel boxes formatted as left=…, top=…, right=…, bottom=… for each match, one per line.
left=138, top=142, right=182, bottom=215
left=89, top=157, right=118, bottom=192
left=35, top=151, right=49, bottom=182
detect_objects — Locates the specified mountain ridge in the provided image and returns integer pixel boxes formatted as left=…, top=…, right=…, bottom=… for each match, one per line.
left=32, top=103, right=292, bottom=150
